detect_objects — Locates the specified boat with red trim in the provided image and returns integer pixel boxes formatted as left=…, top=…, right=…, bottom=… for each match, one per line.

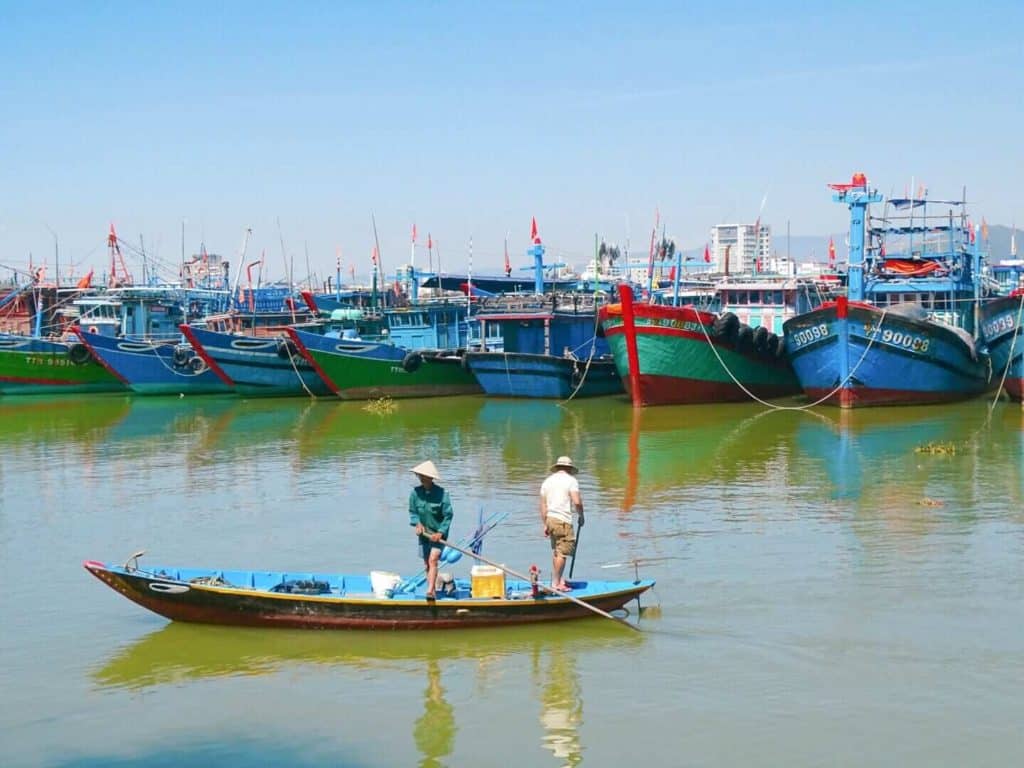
left=979, top=288, right=1024, bottom=401
left=598, top=281, right=805, bottom=406
left=84, top=557, right=654, bottom=631
left=783, top=173, right=993, bottom=407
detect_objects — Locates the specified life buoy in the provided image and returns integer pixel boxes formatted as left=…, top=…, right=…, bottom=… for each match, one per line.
left=68, top=343, right=91, bottom=365
left=734, top=325, right=754, bottom=354
left=173, top=347, right=191, bottom=367
left=401, top=351, right=423, bottom=373
left=88, top=326, right=98, bottom=334
left=713, top=312, right=739, bottom=341
left=277, top=339, right=298, bottom=359
left=189, top=356, right=207, bottom=374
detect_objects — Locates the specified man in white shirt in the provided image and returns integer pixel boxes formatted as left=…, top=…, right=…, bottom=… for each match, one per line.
left=540, top=455, right=585, bottom=592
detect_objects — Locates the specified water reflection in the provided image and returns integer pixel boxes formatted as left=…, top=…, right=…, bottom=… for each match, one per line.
left=414, top=659, right=455, bottom=768
left=598, top=399, right=1023, bottom=517
left=0, top=395, right=132, bottom=448
left=93, top=621, right=641, bottom=767
left=532, top=644, right=582, bottom=767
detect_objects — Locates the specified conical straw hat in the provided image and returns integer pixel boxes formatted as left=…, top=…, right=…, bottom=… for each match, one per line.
left=411, top=460, right=441, bottom=480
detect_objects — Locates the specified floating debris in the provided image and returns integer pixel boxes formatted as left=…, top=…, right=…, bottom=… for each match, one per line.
left=919, top=497, right=945, bottom=507
left=363, top=397, right=397, bottom=415
left=914, top=441, right=958, bottom=455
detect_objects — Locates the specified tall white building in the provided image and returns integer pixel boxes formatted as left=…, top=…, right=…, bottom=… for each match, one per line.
left=710, top=223, right=771, bottom=273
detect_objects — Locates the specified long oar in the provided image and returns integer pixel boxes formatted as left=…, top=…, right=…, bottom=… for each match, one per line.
left=438, top=539, right=640, bottom=631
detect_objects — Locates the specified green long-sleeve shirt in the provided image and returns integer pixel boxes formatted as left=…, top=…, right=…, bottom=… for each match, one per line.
left=408, top=484, right=454, bottom=538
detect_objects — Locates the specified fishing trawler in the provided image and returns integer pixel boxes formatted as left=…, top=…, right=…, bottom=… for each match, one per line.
left=783, top=173, right=993, bottom=407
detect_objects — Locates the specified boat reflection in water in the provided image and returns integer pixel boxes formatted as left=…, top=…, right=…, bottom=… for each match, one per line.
left=93, top=620, right=642, bottom=766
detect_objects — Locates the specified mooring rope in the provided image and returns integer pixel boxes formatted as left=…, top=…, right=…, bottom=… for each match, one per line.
left=693, top=307, right=889, bottom=412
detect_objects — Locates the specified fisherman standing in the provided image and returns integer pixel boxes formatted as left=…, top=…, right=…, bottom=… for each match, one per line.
left=540, top=456, right=584, bottom=592
left=409, top=460, right=454, bottom=599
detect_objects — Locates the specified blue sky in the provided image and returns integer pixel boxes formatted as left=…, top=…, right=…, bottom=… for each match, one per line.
left=1, top=1, right=1021, bottom=282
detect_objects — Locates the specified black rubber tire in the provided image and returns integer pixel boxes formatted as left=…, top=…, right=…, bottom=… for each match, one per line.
left=752, top=326, right=769, bottom=354
left=173, top=347, right=191, bottom=367
left=735, top=325, right=754, bottom=354
left=713, top=312, right=739, bottom=341
left=277, top=339, right=299, bottom=359
left=189, top=356, right=207, bottom=374
left=68, top=343, right=91, bottom=365
left=765, top=333, right=780, bottom=357
left=402, top=351, right=423, bottom=373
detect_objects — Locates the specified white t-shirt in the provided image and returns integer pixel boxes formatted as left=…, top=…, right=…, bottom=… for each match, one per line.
left=540, top=471, right=580, bottom=525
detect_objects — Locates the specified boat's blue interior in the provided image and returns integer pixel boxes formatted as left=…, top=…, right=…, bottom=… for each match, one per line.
left=106, top=563, right=653, bottom=600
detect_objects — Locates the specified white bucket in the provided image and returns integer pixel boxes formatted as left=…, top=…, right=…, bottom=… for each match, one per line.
left=370, top=570, right=401, bottom=598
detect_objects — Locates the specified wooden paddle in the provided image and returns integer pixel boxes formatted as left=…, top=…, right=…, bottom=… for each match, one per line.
left=438, top=539, right=640, bottom=631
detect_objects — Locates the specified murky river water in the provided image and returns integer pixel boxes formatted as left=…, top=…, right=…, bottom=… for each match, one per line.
left=1, top=393, right=1021, bottom=766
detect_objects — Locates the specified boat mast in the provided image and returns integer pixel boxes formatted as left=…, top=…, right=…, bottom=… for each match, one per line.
left=830, top=173, right=881, bottom=302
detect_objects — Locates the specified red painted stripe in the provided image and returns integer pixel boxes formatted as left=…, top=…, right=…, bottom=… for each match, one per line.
left=178, top=325, right=234, bottom=386
left=836, top=295, right=848, bottom=319
left=802, top=386, right=985, bottom=408
left=618, top=284, right=642, bottom=407
left=634, top=373, right=798, bottom=405
left=71, top=328, right=130, bottom=384
left=285, top=328, right=339, bottom=395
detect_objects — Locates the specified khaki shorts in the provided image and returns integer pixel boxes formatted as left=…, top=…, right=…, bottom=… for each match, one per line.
left=547, top=519, right=576, bottom=557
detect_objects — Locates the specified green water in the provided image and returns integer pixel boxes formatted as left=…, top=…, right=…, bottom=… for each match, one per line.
left=1, top=393, right=1022, bottom=766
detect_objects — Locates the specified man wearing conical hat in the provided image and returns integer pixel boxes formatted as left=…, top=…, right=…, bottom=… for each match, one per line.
left=409, top=460, right=454, bottom=599
left=540, top=456, right=585, bottom=592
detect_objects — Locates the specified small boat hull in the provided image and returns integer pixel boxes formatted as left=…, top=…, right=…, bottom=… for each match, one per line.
left=784, top=299, right=992, bottom=407
left=465, top=351, right=623, bottom=398
left=979, top=293, right=1024, bottom=402
left=85, top=561, right=653, bottom=631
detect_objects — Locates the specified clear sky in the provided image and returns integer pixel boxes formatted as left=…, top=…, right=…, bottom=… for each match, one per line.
left=1, top=0, right=1021, bottom=282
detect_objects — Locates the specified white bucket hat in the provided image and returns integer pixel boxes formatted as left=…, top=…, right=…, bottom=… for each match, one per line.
left=550, top=456, right=577, bottom=474
left=411, top=460, right=441, bottom=480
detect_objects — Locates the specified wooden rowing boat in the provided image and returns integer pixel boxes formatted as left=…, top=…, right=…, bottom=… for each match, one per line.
left=84, top=558, right=654, bottom=631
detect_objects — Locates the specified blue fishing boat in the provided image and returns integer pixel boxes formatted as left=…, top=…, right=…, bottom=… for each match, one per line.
left=464, top=305, right=622, bottom=398
left=74, top=328, right=233, bottom=395
left=979, top=289, right=1024, bottom=402
left=179, top=324, right=330, bottom=397
left=783, top=173, right=993, bottom=407
left=84, top=554, right=653, bottom=630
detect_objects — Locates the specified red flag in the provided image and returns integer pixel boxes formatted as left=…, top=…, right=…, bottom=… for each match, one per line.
left=530, top=217, right=541, bottom=244
left=411, top=223, right=417, bottom=244
left=828, top=237, right=836, bottom=266
left=967, top=220, right=975, bottom=244
left=879, top=242, right=886, bottom=258
left=503, top=238, right=511, bottom=276
left=371, top=246, right=378, bottom=264
left=427, top=233, right=433, bottom=250
left=703, top=244, right=711, bottom=263
left=668, top=265, right=676, bottom=282
left=76, top=269, right=94, bottom=289
left=349, top=265, right=355, bottom=280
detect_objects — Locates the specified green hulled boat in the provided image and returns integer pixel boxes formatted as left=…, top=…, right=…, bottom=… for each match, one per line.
left=285, top=327, right=481, bottom=400
left=0, top=335, right=125, bottom=395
